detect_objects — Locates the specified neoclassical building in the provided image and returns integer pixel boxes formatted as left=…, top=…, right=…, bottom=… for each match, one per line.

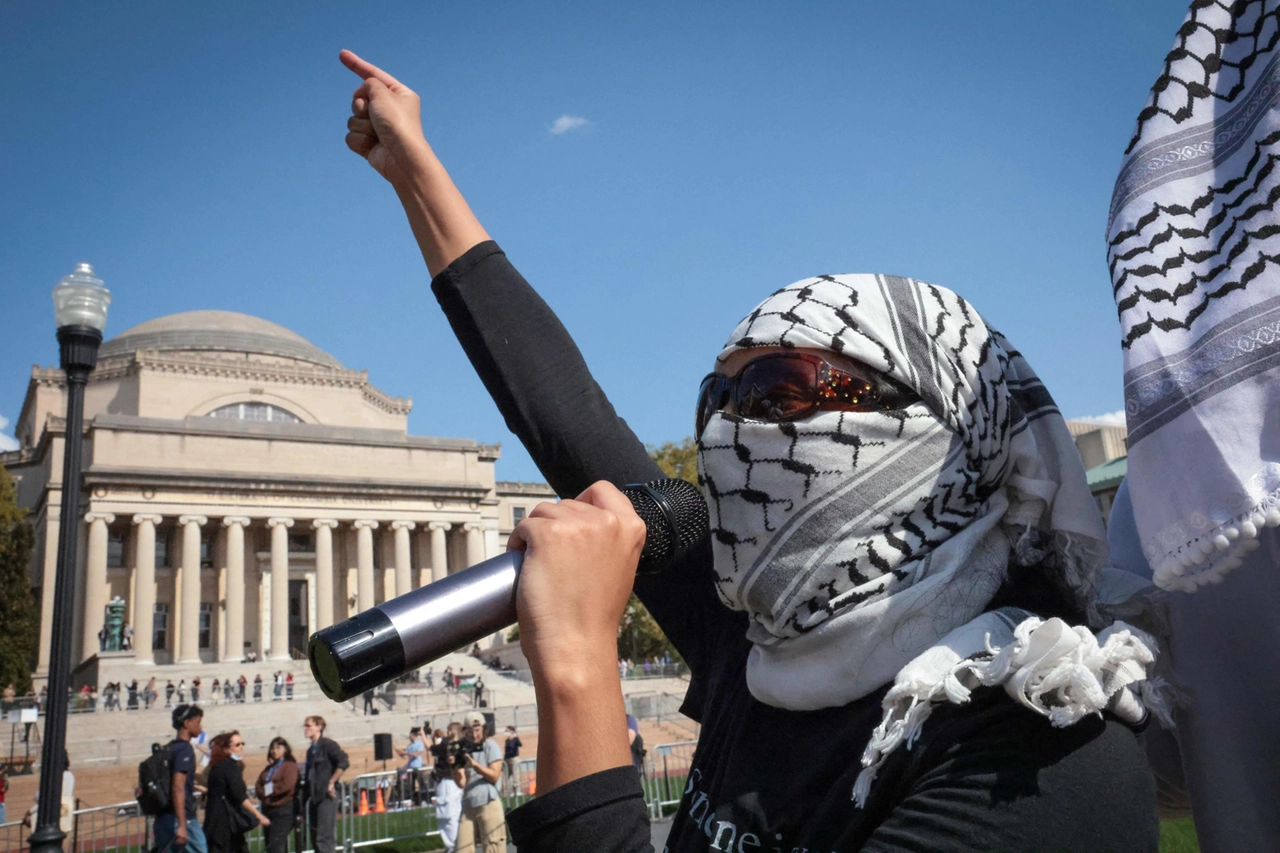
left=2, top=310, right=555, bottom=676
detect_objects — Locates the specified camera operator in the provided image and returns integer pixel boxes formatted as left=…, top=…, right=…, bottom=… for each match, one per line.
left=454, top=712, right=505, bottom=853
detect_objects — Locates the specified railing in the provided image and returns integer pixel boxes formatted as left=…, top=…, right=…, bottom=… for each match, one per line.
left=0, top=741, right=698, bottom=852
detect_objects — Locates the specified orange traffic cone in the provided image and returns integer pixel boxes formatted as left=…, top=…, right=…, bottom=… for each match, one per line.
left=373, top=787, right=386, bottom=814
left=357, top=789, right=370, bottom=816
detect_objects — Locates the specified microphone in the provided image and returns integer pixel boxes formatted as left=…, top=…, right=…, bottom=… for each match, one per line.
left=308, top=478, right=708, bottom=701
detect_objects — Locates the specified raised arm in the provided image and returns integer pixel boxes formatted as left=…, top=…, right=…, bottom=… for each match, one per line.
left=338, top=50, right=659, bottom=495
left=340, top=50, right=490, bottom=276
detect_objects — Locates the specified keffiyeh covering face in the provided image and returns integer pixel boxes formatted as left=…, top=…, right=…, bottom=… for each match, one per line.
left=698, top=275, right=1166, bottom=803
left=1108, top=0, right=1280, bottom=590
left=698, top=274, right=1110, bottom=710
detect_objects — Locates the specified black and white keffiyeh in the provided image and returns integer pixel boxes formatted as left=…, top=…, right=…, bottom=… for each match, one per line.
left=697, top=275, right=1165, bottom=805
left=1109, top=0, right=1280, bottom=591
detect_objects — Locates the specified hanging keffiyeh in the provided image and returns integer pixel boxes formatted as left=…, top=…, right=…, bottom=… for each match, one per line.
left=1108, top=1, right=1280, bottom=591
left=697, top=274, right=1164, bottom=805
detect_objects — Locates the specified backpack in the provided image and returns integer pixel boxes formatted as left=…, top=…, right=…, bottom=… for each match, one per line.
left=137, top=741, right=175, bottom=816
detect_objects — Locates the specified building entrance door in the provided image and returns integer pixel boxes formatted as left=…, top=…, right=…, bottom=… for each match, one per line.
left=288, top=579, right=309, bottom=659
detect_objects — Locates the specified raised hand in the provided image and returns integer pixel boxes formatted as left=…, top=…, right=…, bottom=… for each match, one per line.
left=339, top=50, right=430, bottom=185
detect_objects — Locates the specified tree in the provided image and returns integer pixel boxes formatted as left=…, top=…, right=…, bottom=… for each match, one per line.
left=613, top=437, right=702, bottom=665
left=0, top=465, right=37, bottom=694
left=647, top=437, right=699, bottom=486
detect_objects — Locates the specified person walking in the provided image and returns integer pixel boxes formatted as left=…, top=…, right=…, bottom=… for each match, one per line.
left=203, top=731, right=269, bottom=853
left=152, top=704, right=207, bottom=853
left=455, top=711, right=505, bottom=853
left=361, top=689, right=374, bottom=716
left=442, top=666, right=453, bottom=693
left=502, top=727, right=522, bottom=796
left=254, top=737, right=299, bottom=853
left=425, top=666, right=434, bottom=691
left=302, top=716, right=348, bottom=853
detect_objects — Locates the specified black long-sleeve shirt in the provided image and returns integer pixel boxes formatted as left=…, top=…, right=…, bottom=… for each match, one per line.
left=433, top=242, right=1159, bottom=853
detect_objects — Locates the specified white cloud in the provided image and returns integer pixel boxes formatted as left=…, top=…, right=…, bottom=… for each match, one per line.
left=0, top=414, right=17, bottom=452
left=1070, top=409, right=1127, bottom=427
left=549, top=115, right=590, bottom=135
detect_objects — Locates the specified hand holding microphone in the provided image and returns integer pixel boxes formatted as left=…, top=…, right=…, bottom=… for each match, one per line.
left=510, top=481, right=648, bottom=688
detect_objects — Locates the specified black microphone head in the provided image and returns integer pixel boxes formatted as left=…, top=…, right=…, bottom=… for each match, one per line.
left=624, top=478, right=709, bottom=574
left=308, top=608, right=405, bottom=702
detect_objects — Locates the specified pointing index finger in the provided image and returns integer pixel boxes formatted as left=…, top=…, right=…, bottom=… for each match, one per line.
left=339, top=49, right=405, bottom=90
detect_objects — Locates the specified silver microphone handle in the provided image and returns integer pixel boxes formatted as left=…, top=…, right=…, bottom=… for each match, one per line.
left=380, top=550, right=523, bottom=669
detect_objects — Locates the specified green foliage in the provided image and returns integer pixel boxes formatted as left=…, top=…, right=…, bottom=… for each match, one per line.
left=647, top=437, right=699, bottom=485
left=0, top=465, right=37, bottom=694
left=1159, top=818, right=1200, bottom=853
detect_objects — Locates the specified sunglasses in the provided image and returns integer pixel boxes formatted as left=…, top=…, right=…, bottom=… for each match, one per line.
left=696, top=352, right=917, bottom=440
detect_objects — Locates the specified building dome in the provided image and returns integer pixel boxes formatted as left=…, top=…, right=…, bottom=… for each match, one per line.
left=99, top=310, right=343, bottom=368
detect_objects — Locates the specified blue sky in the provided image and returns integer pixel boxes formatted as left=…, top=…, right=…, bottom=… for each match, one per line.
left=1, top=2, right=1187, bottom=479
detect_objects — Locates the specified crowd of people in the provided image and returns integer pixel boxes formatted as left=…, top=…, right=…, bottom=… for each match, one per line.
left=11, top=672, right=304, bottom=715
left=127, top=701, right=518, bottom=853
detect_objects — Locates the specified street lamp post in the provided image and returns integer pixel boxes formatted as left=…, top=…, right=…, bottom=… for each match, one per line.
left=29, top=263, right=111, bottom=853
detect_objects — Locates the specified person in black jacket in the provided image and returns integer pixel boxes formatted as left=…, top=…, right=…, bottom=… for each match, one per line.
left=203, top=731, right=269, bottom=853
left=302, top=716, right=348, bottom=853
left=337, top=50, right=1164, bottom=853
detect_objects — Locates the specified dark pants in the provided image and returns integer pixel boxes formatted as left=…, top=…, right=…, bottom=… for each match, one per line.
left=308, top=796, right=338, bottom=853
left=263, top=803, right=294, bottom=853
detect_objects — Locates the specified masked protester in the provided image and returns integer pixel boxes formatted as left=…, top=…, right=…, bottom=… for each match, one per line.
left=339, top=51, right=1166, bottom=853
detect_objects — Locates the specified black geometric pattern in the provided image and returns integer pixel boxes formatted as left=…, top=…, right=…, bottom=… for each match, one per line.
left=1110, top=1, right=1280, bottom=348
left=697, top=274, right=1088, bottom=642
left=1125, top=1, right=1280, bottom=155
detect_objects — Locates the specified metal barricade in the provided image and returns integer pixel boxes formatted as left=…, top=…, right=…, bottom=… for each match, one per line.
left=644, top=740, right=698, bottom=818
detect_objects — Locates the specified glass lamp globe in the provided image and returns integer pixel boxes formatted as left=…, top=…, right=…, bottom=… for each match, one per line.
left=52, top=262, right=112, bottom=332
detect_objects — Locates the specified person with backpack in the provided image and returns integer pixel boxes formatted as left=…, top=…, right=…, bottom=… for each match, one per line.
left=140, top=703, right=207, bottom=853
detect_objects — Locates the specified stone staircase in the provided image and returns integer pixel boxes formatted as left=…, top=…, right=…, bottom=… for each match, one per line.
left=58, top=652, right=540, bottom=767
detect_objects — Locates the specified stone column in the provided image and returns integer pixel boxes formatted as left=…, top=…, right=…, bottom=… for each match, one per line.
left=131, top=514, right=162, bottom=665
left=267, top=518, right=293, bottom=661
left=221, top=517, right=250, bottom=662
left=464, top=522, right=485, bottom=568
left=36, top=512, right=60, bottom=674
left=81, top=513, right=116, bottom=661
left=428, top=522, right=451, bottom=583
left=353, top=520, right=378, bottom=613
left=313, top=520, right=338, bottom=631
left=392, top=521, right=415, bottom=598
left=177, top=515, right=207, bottom=664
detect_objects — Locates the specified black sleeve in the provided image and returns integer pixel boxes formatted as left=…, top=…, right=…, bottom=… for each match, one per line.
left=430, top=241, right=727, bottom=673
left=324, top=739, right=349, bottom=772
left=430, top=241, right=661, bottom=495
left=507, top=765, right=653, bottom=853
